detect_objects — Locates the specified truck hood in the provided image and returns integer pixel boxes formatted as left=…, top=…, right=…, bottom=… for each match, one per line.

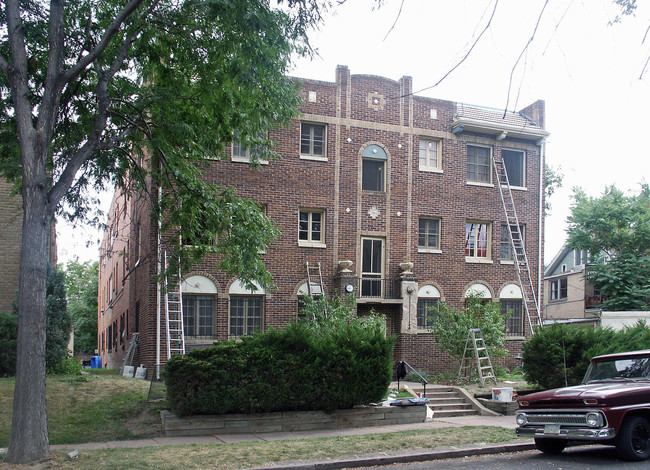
left=519, top=381, right=650, bottom=407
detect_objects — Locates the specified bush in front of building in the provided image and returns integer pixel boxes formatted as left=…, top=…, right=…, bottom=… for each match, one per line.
left=164, top=319, right=395, bottom=416
left=0, top=311, right=18, bottom=377
left=522, top=321, right=650, bottom=389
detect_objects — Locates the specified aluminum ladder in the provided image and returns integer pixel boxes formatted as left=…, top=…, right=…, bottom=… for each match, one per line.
left=164, top=252, right=185, bottom=359
left=306, top=261, right=325, bottom=297
left=492, top=154, right=542, bottom=333
left=458, top=328, right=497, bottom=387
left=117, top=332, right=139, bottom=375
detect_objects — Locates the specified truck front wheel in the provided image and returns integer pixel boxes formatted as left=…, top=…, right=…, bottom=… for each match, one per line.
left=616, top=415, right=650, bottom=461
left=534, top=438, right=567, bottom=454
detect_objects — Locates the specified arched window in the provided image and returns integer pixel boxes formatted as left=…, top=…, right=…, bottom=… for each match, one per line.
left=362, top=144, right=387, bottom=192
left=464, top=283, right=492, bottom=306
left=417, top=285, right=441, bottom=329
left=500, top=283, right=523, bottom=337
left=229, top=280, right=265, bottom=338
left=181, top=276, right=218, bottom=339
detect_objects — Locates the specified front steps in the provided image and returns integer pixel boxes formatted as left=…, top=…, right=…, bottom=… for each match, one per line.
left=425, top=388, right=476, bottom=417
left=401, top=383, right=498, bottom=418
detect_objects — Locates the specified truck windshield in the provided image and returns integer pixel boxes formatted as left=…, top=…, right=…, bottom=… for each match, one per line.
left=584, top=356, right=650, bottom=383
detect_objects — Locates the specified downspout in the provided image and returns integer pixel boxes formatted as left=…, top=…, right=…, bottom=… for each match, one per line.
left=538, top=140, right=545, bottom=321
left=156, top=179, right=162, bottom=378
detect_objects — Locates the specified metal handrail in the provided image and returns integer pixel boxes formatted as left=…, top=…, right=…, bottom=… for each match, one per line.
left=396, top=360, right=428, bottom=398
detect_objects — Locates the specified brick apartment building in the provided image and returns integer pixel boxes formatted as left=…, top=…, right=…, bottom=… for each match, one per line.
left=0, top=179, right=57, bottom=314
left=98, top=65, right=548, bottom=375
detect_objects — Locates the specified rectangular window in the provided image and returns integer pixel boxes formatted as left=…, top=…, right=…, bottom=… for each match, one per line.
left=500, top=224, right=524, bottom=261
left=465, top=222, right=491, bottom=260
left=232, top=131, right=266, bottom=164
left=501, top=149, right=525, bottom=188
left=182, top=294, right=216, bottom=338
left=419, top=138, right=441, bottom=171
left=550, top=277, right=568, bottom=301
left=467, top=145, right=491, bottom=183
left=417, top=298, right=438, bottom=329
left=362, top=158, right=385, bottom=192
left=230, top=296, right=263, bottom=338
left=418, top=218, right=441, bottom=250
left=502, top=299, right=524, bottom=336
left=298, top=209, right=325, bottom=246
left=574, top=250, right=589, bottom=266
left=300, top=123, right=326, bottom=158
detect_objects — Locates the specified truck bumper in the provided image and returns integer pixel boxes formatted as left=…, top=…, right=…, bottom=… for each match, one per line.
left=516, top=426, right=616, bottom=440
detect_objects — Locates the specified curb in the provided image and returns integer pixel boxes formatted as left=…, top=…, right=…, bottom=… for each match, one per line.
left=247, top=440, right=536, bottom=470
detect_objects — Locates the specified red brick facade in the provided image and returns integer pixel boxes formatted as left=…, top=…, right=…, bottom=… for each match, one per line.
left=98, top=66, right=546, bottom=375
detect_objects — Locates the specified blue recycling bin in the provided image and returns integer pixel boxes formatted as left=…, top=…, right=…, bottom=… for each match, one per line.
left=91, top=356, right=102, bottom=369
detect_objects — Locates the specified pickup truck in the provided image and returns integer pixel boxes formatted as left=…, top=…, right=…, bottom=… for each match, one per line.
left=515, top=349, right=650, bottom=461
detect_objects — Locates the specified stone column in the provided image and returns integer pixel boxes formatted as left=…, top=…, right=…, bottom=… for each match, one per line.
left=398, top=262, right=419, bottom=334
left=335, top=260, right=357, bottom=298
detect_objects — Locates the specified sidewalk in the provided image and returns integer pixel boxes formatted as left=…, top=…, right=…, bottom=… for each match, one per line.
left=49, top=414, right=521, bottom=451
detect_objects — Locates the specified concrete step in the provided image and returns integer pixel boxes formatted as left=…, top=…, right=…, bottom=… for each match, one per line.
left=432, top=408, right=478, bottom=418
left=428, top=403, right=474, bottom=412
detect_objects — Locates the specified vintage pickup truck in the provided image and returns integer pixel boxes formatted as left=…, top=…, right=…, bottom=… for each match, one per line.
left=515, top=349, right=650, bottom=461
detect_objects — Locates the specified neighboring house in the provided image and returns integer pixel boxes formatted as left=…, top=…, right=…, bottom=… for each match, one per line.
left=543, top=244, right=601, bottom=326
left=97, top=66, right=548, bottom=374
left=0, top=179, right=57, bottom=314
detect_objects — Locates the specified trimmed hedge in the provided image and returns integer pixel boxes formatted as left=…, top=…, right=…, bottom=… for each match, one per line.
left=163, top=320, right=395, bottom=416
left=523, top=321, right=650, bottom=389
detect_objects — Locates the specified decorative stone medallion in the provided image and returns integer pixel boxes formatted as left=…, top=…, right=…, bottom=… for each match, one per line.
left=368, top=206, right=380, bottom=219
left=367, top=92, right=385, bottom=111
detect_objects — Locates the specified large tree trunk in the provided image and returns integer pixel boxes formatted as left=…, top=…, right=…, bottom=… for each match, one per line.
left=6, top=154, right=51, bottom=463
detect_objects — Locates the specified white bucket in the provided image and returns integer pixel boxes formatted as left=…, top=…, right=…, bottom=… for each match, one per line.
left=492, top=387, right=514, bottom=402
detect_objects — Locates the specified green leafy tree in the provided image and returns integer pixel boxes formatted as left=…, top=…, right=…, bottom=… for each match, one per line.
left=63, top=260, right=98, bottom=354
left=567, top=185, right=650, bottom=311
left=430, top=294, right=509, bottom=365
left=0, top=0, right=328, bottom=463
left=298, top=293, right=386, bottom=334
left=0, top=312, right=18, bottom=377
left=544, top=164, right=563, bottom=215
left=45, top=264, right=72, bottom=372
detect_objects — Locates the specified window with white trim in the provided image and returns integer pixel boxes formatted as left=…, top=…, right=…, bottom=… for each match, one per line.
left=362, top=144, right=387, bottom=192
left=465, top=222, right=491, bottom=260
left=300, top=123, right=326, bottom=158
left=501, top=149, right=525, bottom=188
left=467, top=145, right=491, bottom=183
left=417, top=285, right=441, bottom=329
left=298, top=209, right=325, bottom=246
left=502, top=299, right=523, bottom=336
left=419, top=138, right=441, bottom=171
left=500, top=224, right=524, bottom=261
left=183, top=295, right=216, bottom=338
left=418, top=217, right=441, bottom=251
left=232, top=130, right=267, bottom=164
left=229, top=296, right=264, bottom=338
left=550, top=277, right=568, bottom=301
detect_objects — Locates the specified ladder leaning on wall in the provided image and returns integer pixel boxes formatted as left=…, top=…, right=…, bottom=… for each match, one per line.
left=164, top=252, right=185, bottom=359
left=492, top=153, right=542, bottom=333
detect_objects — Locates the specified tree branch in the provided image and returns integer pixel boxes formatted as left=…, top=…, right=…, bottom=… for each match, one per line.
left=503, top=0, right=550, bottom=115
left=404, top=0, right=500, bottom=98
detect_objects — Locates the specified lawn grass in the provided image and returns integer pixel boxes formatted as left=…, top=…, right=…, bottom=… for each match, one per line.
left=0, top=373, right=162, bottom=447
left=35, top=426, right=517, bottom=470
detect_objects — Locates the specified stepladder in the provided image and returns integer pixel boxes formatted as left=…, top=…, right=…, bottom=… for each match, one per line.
left=458, top=328, right=497, bottom=387
left=305, top=261, right=325, bottom=297
left=117, top=332, right=139, bottom=375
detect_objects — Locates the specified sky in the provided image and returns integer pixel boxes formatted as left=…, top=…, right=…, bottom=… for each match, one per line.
left=56, top=0, right=650, bottom=265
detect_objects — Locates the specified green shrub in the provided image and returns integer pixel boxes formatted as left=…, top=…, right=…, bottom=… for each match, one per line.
left=164, top=320, right=395, bottom=416
left=0, top=312, right=18, bottom=377
left=523, top=321, right=650, bottom=389
left=48, top=355, right=83, bottom=376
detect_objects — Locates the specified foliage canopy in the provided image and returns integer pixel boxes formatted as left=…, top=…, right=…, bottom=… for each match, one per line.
left=567, top=185, right=650, bottom=310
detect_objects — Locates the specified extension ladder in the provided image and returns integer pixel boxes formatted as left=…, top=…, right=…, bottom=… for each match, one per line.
left=164, top=252, right=185, bottom=359
left=492, top=154, right=542, bottom=332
